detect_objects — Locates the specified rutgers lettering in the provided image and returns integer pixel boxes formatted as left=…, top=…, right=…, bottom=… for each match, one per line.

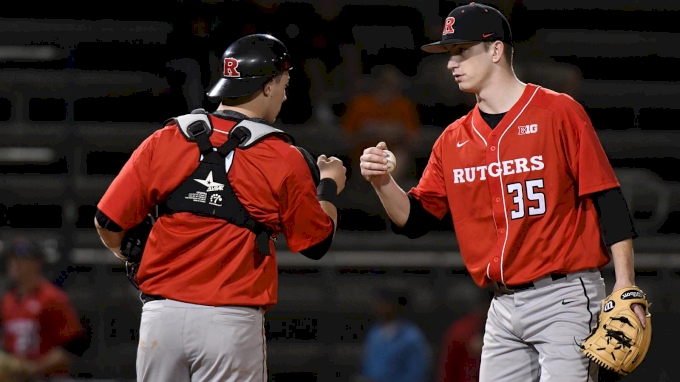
left=452, top=155, right=544, bottom=184
left=223, top=58, right=240, bottom=77
left=443, top=17, right=455, bottom=35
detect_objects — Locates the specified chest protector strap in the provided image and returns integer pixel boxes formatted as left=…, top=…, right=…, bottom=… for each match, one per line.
left=157, top=109, right=293, bottom=255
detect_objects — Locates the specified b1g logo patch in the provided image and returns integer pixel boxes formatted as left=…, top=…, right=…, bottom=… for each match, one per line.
left=621, top=290, right=644, bottom=300
left=518, top=124, right=538, bottom=135
left=223, top=58, right=240, bottom=77
left=603, top=300, right=615, bottom=312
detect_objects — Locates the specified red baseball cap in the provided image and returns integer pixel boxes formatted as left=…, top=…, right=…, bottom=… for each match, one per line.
left=422, top=2, right=513, bottom=54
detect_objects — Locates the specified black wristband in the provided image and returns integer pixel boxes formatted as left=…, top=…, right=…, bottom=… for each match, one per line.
left=317, top=178, right=338, bottom=205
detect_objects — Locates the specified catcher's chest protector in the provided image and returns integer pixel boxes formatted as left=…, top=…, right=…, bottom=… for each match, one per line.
left=157, top=109, right=293, bottom=255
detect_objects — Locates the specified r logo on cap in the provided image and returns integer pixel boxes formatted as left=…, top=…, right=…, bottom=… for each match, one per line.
left=443, top=17, right=455, bottom=35
left=223, top=58, right=241, bottom=78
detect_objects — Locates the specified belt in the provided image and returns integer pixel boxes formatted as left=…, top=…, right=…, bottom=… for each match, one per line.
left=494, top=273, right=567, bottom=295
left=140, top=293, right=262, bottom=311
left=141, top=293, right=166, bottom=303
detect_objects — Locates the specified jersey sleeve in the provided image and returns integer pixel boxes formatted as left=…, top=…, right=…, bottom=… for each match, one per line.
left=278, top=148, right=334, bottom=253
left=41, top=293, right=82, bottom=349
left=559, top=96, right=620, bottom=196
left=408, top=134, right=450, bottom=219
left=97, top=133, right=159, bottom=230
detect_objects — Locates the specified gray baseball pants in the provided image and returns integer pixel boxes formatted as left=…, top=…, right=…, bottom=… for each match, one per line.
left=479, top=268, right=605, bottom=382
left=136, top=299, right=267, bottom=382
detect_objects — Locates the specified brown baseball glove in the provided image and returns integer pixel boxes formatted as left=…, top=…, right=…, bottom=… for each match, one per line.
left=0, top=352, right=29, bottom=382
left=580, top=286, right=652, bottom=376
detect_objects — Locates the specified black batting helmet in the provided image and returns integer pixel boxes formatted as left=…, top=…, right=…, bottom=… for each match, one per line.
left=206, top=34, right=292, bottom=100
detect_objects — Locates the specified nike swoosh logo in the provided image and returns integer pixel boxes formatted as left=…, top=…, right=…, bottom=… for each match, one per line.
left=482, top=33, right=494, bottom=38
left=561, top=300, right=577, bottom=305
left=457, top=140, right=469, bottom=148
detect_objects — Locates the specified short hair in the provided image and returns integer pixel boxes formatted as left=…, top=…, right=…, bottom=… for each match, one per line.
left=484, top=41, right=513, bottom=66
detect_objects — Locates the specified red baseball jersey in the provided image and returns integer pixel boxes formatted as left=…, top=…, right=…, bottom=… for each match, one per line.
left=410, top=84, right=618, bottom=287
left=2, top=279, right=82, bottom=376
left=97, top=115, right=333, bottom=308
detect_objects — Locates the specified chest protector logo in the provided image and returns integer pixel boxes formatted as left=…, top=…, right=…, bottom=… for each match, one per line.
left=157, top=109, right=294, bottom=256
left=120, top=109, right=323, bottom=289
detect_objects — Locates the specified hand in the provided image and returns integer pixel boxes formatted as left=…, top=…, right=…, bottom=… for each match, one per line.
left=317, top=155, right=347, bottom=194
left=612, top=280, right=648, bottom=329
left=360, top=142, right=392, bottom=186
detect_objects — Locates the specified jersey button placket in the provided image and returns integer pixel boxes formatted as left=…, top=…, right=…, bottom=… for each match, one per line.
left=486, top=133, right=503, bottom=281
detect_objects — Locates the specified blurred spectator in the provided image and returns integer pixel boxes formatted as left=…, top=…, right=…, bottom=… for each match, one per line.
left=166, top=14, right=216, bottom=112
left=315, top=0, right=343, bottom=21
left=235, top=0, right=346, bottom=124
left=341, top=65, right=421, bottom=184
left=329, top=43, right=365, bottom=106
left=305, top=58, right=338, bottom=126
left=436, top=290, right=493, bottom=382
left=356, top=288, right=431, bottom=382
left=1, top=237, right=89, bottom=380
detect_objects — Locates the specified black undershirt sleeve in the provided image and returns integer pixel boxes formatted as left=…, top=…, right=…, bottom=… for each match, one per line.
left=591, top=187, right=638, bottom=247
left=390, top=194, right=441, bottom=239
left=94, top=209, right=123, bottom=232
left=299, top=220, right=335, bottom=260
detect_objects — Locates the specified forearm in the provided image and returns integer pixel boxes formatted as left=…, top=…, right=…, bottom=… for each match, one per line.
left=611, top=238, right=635, bottom=286
left=373, top=177, right=411, bottom=227
left=320, top=201, right=338, bottom=235
left=94, top=217, right=125, bottom=260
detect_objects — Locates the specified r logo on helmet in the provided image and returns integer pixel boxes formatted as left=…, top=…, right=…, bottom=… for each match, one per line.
left=223, top=58, right=240, bottom=78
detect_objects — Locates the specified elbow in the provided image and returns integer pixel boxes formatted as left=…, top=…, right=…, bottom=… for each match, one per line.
left=299, top=221, right=335, bottom=260
left=299, top=246, right=329, bottom=260
left=390, top=194, right=440, bottom=239
left=390, top=215, right=434, bottom=240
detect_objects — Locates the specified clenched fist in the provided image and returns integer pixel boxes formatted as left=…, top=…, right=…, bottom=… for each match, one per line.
left=360, top=142, right=393, bottom=186
left=317, top=155, right=347, bottom=194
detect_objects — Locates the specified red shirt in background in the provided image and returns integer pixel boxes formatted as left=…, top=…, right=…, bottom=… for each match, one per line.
left=2, top=279, right=82, bottom=377
left=437, top=313, right=485, bottom=382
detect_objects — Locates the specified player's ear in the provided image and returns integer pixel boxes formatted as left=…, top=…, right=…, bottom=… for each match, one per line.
left=263, top=73, right=284, bottom=97
left=262, top=79, right=274, bottom=97
left=491, top=41, right=504, bottom=64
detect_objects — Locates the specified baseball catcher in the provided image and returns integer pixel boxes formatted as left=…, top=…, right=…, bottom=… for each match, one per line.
left=580, top=286, right=652, bottom=376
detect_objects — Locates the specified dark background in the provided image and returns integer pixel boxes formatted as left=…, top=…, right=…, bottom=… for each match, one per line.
left=0, top=0, right=678, bottom=381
